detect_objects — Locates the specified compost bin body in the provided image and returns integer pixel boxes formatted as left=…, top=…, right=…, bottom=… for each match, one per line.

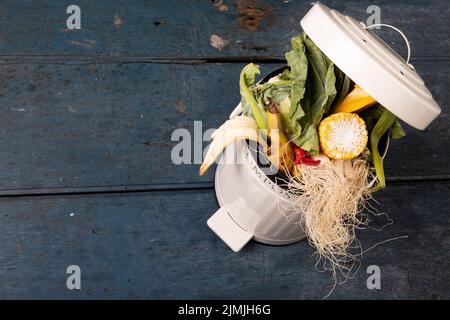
left=209, top=74, right=390, bottom=252
left=209, top=67, right=308, bottom=250
left=214, top=139, right=306, bottom=246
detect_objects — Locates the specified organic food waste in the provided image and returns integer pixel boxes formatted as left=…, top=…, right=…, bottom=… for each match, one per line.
left=199, top=33, right=406, bottom=285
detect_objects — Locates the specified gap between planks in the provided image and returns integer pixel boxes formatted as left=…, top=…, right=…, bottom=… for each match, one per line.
left=0, top=175, right=449, bottom=198
left=0, top=55, right=450, bottom=65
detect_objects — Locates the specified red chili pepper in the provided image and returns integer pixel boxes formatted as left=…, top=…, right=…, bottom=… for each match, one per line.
left=302, top=157, right=321, bottom=166
left=293, top=146, right=321, bottom=166
left=293, top=146, right=307, bottom=165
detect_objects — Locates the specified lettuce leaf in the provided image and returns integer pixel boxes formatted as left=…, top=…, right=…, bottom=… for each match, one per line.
left=280, top=35, right=309, bottom=141
left=239, top=33, right=351, bottom=155
left=286, top=33, right=336, bottom=154
left=251, top=35, right=309, bottom=142
left=302, top=34, right=337, bottom=123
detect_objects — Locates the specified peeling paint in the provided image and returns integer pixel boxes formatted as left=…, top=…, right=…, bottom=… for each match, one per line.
left=210, top=34, right=229, bottom=51
left=236, top=0, right=273, bottom=31
left=213, top=0, right=229, bottom=12
left=175, top=100, right=186, bottom=113
left=114, top=14, right=123, bottom=27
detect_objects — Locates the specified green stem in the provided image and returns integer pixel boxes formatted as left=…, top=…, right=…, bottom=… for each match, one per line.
left=370, top=109, right=396, bottom=191
left=240, top=71, right=267, bottom=131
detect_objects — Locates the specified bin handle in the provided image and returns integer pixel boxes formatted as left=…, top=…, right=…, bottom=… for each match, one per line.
left=365, top=23, right=413, bottom=69
left=207, top=206, right=254, bottom=252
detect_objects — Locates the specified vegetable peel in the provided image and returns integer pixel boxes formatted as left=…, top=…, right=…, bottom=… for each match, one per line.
left=333, top=85, right=377, bottom=113
left=199, top=116, right=268, bottom=176
left=267, top=111, right=295, bottom=176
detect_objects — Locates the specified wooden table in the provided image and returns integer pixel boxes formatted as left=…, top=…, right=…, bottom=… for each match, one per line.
left=0, top=0, right=448, bottom=299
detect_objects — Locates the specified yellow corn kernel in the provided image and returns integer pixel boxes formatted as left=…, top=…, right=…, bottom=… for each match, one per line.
left=333, top=85, right=377, bottom=113
left=319, top=112, right=368, bottom=160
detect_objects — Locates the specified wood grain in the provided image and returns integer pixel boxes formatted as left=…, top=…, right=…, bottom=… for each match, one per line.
left=0, top=0, right=448, bottom=60
left=0, top=181, right=448, bottom=299
left=0, top=61, right=447, bottom=193
left=0, top=1, right=448, bottom=300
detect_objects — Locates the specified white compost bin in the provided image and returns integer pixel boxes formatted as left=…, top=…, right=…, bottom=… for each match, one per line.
left=207, top=3, right=441, bottom=252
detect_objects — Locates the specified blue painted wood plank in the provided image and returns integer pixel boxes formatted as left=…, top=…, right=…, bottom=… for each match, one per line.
left=0, top=181, right=448, bottom=299
left=0, top=61, right=448, bottom=192
left=0, top=0, right=448, bottom=59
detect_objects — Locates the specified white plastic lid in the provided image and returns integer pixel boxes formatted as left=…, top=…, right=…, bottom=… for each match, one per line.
left=300, top=2, right=441, bottom=130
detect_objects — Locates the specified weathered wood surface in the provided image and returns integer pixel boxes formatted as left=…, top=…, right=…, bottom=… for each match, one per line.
left=0, top=61, right=448, bottom=194
left=0, top=0, right=448, bottom=300
left=0, top=0, right=448, bottom=60
left=0, top=182, right=448, bottom=299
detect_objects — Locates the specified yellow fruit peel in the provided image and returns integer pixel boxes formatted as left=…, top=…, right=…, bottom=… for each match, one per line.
left=199, top=116, right=268, bottom=176
left=333, top=85, right=377, bottom=113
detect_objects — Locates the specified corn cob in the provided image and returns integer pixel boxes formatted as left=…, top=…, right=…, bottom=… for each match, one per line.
left=319, top=112, right=368, bottom=160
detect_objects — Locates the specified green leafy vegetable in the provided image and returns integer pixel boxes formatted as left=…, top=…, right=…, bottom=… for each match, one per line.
left=303, top=34, right=337, bottom=116
left=242, top=33, right=346, bottom=155
left=280, top=35, right=309, bottom=143
left=239, top=63, right=267, bottom=130
left=286, top=33, right=337, bottom=154
left=236, top=32, right=408, bottom=191
left=249, top=34, right=309, bottom=146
